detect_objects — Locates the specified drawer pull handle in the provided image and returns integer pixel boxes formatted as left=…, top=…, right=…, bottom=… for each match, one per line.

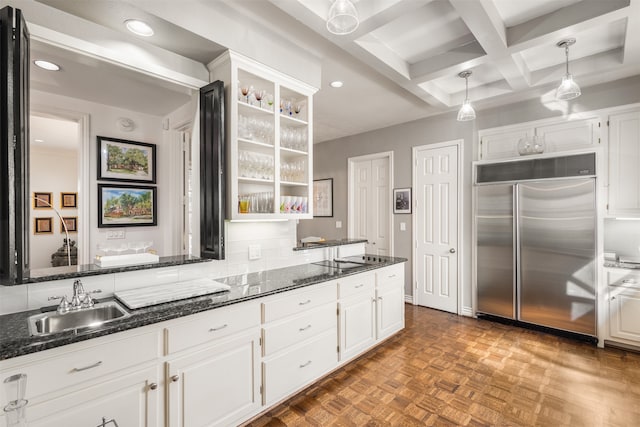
left=171, top=375, right=180, bottom=383
left=355, top=284, right=364, bottom=289
left=299, top=324, right=312, bottom=332
left=71, top=361, right=102, bottom=372
left=388, top=274, right=396, bottom=278
left=622, top=279, right=637, bottom=284
left=299, top=299, right=311, bottom=306
left=209, top=324, right=228, bottom=332
left=149, top=383, right=158, bottom=391
left=299, top=360, right=312, bottom=368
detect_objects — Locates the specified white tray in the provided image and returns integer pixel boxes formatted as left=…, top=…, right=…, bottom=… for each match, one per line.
left=94, top=253, right=160, bottom=268
left=115, top=278, right=231, bottom=309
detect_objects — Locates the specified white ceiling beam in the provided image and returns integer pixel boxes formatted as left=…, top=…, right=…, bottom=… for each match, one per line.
left=354, top=35, right=411, bottom=80
left=449, top=0, right=529, bottom=91
left=417, top=81, right=453, bottom=107
left=410, top=41, right=486, bottom=83
left=623, top=0, right=640, bottom=64
left=507, top=0, right=630, bottom=50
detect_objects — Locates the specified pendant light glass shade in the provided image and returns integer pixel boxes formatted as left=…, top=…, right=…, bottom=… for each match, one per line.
left=457, top=70, right=476, bottom=122
left=327, top=0, right=359, bottom=35
left=556, top=39, right=581, bottom=100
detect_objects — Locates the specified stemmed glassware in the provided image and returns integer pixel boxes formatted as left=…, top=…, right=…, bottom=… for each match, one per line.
left=240, top=83, right=254, bottom=103
left=255, top=89, right=266, bottom=108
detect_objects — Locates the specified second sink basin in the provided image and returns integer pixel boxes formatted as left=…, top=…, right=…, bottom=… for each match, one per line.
left=28, top=301, right=130, bottom=336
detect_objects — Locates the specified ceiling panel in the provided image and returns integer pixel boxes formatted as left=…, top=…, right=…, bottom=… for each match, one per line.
left=367, top=1, right=473, bottom=64
left=493, top=0, right=582, bottom=27
left=429, top=61, right=507, bottom=94
left=30, top=116, right=78, bottom=152
left=519, top=19, right=627, bottom=71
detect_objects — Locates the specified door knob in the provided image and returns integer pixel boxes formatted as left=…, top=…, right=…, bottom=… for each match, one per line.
left=149, top=383, right=158, bottom=390
left=449, top=248, right=456, bottom=253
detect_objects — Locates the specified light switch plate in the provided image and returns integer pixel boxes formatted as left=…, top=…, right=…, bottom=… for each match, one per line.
left=400, top=222, right=406, bottom=231
left=336, top=221, right=342, bottom=229
left=248, top=244, right=261, bottom=260
left=107, top=230, right=126, bottom=239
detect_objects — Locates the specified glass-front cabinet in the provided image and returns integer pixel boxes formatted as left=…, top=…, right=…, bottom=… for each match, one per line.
left=209, top=51, right=317, bottom=220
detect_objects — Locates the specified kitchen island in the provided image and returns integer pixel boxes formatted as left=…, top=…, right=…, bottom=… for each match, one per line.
left=0, top=256, right=406, bottom=427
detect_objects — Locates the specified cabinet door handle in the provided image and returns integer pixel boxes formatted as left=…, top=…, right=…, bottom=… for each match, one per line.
left=209, top=324, right=228, bottom=332
left=298, top=299, right=311, bottom=306
left=388, top=274, right=396, bottom=278
left=171, top=375, right=180, bottom=383
left=355, top=284, right=364, bottom=289
left=611, top=296, right=616, bottom=300
left=622, top=279, right=637, bottom=284
left=378, top=296, right=383, bottom=301
left=71, top=361, right=102, bottom=372
left=149, top=383, right=158, bottom=391
left=299, top=360, right=312, bottom=368
left=299, top=324, right=312, bottom=332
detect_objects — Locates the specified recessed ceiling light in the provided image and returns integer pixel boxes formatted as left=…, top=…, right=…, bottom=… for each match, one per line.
left=330, top=81, right=344, bottom=88
left=34, top=60, right=60, bottom=71
left=125, top=19, right=154, bottom=37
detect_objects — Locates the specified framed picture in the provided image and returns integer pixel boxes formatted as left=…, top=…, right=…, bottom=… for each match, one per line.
left=34, top=217, right=53, bottom=234
left=98, top=184, right=157, bottom=228
left=61, top=217, right=77, bottom=233
left=393, top=188, right=412, bottom=214
left=61, top=192, right=77, bottom=208
left=33, top=192, right=52, bottom=209
left=97, top=136, right=156, bottom=183
left=313, top=178, right=333, bottom=217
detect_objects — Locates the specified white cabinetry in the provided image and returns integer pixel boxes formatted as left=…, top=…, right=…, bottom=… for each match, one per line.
left=608, top=109, right=640, bottom=216
left=479, top=118, right=600, bottom=161
left=260, top=282, right=338, bottom=406
left=208, top=51, right=317, bottom=220
left=606, top=268, right=640, bottom=346
left=337, top=273, right=376, bottom=361
left=0, top=329, right=161, bottom=427
left=375, top=264, right=405, bottom=340
left=164, top=301, right=261, bottom=427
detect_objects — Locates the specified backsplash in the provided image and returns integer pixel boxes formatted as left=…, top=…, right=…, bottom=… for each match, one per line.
left=604, top=218, right=640, bottom=260
left=0, top=221, right=361, bottom=316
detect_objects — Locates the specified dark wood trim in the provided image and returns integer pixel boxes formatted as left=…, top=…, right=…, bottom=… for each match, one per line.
left=199, top=80, right=225, bottom=260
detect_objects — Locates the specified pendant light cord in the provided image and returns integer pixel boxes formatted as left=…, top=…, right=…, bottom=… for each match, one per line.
left=565, top=44, right=570, bottom=76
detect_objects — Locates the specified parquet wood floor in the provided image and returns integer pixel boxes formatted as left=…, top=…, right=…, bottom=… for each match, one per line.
left=245, top=304, right=640, bottom=427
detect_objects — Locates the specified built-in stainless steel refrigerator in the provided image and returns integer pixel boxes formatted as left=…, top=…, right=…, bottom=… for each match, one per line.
left=475, top=153, right=597, bottom=336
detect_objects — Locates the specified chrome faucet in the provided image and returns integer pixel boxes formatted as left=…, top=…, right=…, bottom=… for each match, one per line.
left=48, top=279, right=102, bottom=314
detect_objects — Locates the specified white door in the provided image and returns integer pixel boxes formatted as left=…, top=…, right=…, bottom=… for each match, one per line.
left=414, top=143, right=459, bottom=313
left=350, top=154, right=392, bottom=256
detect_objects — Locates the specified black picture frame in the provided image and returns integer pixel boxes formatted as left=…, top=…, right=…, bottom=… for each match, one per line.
left=393, top=188, right=412, bottom=214
left=97, top=136, right=156, bottom=184
left=34, top=217, right=53, bottom=234
left=313, top=178, right=333, bottom=217
left=98, top=184, right=157, bottom=228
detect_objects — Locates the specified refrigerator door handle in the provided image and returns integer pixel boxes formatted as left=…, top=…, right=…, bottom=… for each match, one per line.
left=514, top=183, right=520, bottom=320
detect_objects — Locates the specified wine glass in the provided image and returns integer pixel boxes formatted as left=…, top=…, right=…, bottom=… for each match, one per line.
left=294, top=101, right=304, bottom=116
left=255, top=89, right=266, bottom=108
left=240, top=84, right=253, bottom=103
left=266, top=94, right=274, bottom=110
left=141, top=241, right=153, bottom=253
left=128, top=241, right=144, bottom=253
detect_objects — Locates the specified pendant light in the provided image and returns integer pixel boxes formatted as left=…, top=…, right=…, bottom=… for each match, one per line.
left=327, top=0, right=359, bottom=35
left=457, top=70, right=476, bottom=122
left=556, top=38, right=581, bottom=100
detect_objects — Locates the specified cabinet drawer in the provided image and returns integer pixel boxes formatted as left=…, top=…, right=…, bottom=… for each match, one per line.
left=262, top=330, right=337, bottom=405
left=337, top=272, right=375, bottom=299
left=165, top=302, right=259, bottom=354
left=376, top=264, right=404, bottom=288
left=0, top=331, right=158, bottom=402
left=606, top=269, right=640, bottom=289
left=262, top=283, right=336, bottom=323
left=262, top=304, right=336, bottom=356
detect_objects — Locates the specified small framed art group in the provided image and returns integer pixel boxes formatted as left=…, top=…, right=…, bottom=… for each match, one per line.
left=32, top=192, right=78, bottom=235
left=97, top=136, right=157, bottom=228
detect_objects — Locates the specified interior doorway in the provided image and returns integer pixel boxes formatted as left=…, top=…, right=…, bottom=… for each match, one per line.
left=29, top=111, right=88, bottom=268
left=412, top=140, right=462, bottom=314
left=347, top=151, right=394, bottom=256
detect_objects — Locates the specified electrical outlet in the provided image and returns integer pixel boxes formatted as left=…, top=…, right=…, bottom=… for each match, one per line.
left=107, top=230, right=126, bottom=239
left=248, top=244, right=261, bottom=260
left=336, top=221, right=342, bottom=229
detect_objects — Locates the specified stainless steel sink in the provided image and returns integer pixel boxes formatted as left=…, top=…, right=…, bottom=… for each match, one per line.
left=28, top=301, right=130, bottom=336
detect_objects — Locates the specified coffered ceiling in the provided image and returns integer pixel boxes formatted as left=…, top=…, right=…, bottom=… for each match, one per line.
left=26, top=0, right=640, bottom=143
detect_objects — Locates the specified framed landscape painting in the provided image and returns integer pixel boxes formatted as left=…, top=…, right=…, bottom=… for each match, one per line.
left=97, top=136, right=156, bottom=183
left=98, top=184, right=157, bottom=228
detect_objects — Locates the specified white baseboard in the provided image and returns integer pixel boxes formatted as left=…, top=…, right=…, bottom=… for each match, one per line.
left=460, top=306, right=474, bottom=317
left=404, top=294, right=414, bottom=304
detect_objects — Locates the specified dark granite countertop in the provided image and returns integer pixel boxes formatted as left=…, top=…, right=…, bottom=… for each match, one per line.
left=292, top=238, right=368, bottom=251
left=16, top=255, right=211, bottom=284
left=604, top=262, right=640, bottom=270
left=0, top=255, right=406, bottom=361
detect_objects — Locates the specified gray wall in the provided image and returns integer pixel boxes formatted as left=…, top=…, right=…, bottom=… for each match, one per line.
left=299, top=75, right=640, bottom=311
